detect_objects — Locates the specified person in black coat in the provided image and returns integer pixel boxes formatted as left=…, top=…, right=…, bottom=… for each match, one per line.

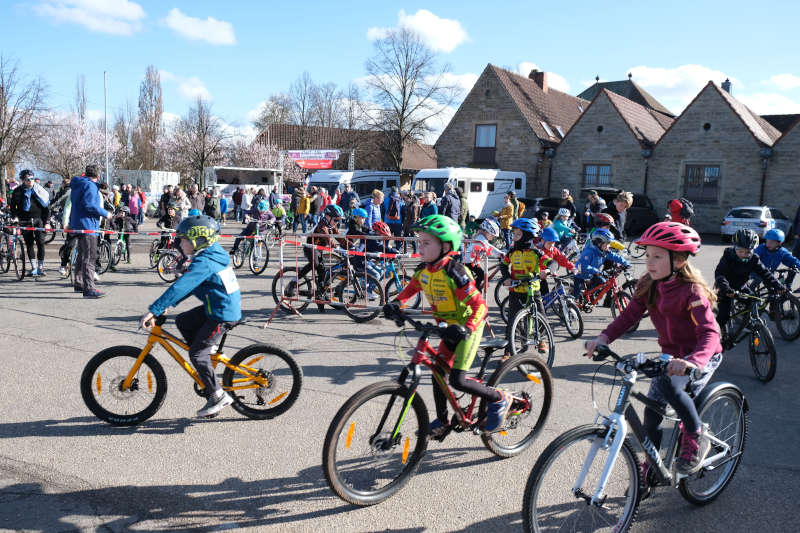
left=9, top=169, right=50, bottom=276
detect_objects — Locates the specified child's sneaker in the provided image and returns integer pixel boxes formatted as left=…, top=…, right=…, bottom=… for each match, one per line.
left=58, top=266, right=67, bottom=276
left=676, top=427, right=711, bottom=475
left=427, top=419, right=450, bottom=441
left=537, top=339, right=549, bottom=354
left=197, top=389, right=233, bottom=417
left=484, top=390, right=512, bottom=432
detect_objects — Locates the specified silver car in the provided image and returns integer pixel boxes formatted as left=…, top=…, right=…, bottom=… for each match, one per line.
left=720, top=206, right=792, bottom=240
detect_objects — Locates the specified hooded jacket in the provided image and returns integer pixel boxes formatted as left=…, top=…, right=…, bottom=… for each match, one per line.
left=148, top=242, right=242, bottom=322
left=68, top=176, right=110, bottom=231
left=714, top=247, right=781, bottom=293
left=754, top=243, right=800, bottom=272
left=574, top=241, right=629, bottom=280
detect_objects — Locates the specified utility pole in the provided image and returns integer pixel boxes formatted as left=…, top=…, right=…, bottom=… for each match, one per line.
left=104, top=71, right=110, bottom=184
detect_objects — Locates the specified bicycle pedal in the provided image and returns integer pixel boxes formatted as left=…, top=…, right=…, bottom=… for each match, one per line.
left=201, top=412, right=220, bottom=419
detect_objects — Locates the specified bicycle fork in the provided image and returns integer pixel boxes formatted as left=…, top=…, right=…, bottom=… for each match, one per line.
left=573, top=413, right=628, bottom=506
left=369, top=366, right=422, bottom=452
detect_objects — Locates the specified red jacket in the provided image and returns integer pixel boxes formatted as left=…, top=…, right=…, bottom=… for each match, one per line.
left=669, top=199, right=690, bottom=225
left=602, top=277, right=722, bottom=368
left=539, top=244, right=574, bottom=271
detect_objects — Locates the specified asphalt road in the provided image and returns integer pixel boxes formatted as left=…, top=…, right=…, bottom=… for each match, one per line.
left=0, top=223, right=798, bottom=533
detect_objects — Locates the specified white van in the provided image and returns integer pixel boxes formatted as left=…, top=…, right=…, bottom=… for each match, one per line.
left=307, top=170, right=352, bottom=196
left=412, top=168, right=526, bottom=219
left=349, top=170, right=401, bottom=198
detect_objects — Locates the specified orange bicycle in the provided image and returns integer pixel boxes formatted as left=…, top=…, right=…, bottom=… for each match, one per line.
left=577, top=265, right=641, bottom=331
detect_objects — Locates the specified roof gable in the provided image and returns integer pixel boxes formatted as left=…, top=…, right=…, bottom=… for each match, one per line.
left=773, top=115, right=800, bottom=146
left=577, top=79, right=675, bottom=118
left=488, top=64, right=589, bottom=143
left=603, top=89, right=673, bottom=145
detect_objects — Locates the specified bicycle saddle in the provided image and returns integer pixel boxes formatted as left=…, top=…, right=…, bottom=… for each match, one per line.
left=479, top=337, right=509, bottom=350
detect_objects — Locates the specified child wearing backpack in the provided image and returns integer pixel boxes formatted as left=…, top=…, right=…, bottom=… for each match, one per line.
left=668, top=198, right=694, bottom=225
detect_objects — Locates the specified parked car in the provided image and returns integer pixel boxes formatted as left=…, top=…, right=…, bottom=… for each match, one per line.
left=720, top=206, right=792, bottom=241
left=579, top=187, right=660, bottom=236
left=519, top=197, right=563, bottom=219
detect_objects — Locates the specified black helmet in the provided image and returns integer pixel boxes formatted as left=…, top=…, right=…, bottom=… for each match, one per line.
left=19, top=169, right=34, bottom=179
left=732, top=229, right=758, bottom=250
left=176, top=214, right=220, bottom=250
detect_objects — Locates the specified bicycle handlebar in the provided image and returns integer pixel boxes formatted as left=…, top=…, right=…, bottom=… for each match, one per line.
left=588, top=344, right=699, bottom=379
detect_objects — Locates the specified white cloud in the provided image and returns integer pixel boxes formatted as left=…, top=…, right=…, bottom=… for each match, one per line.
left=438, top=72, right=479, bottom=93
left=626, top=64, right=740, bottom=112
left=162, top=111, right=181, bottom=127
left=160, top=70, right=211, bottom=101
left=516, top=62, right=571, bottom=93
left=162, top=8, right=236, bottom=45
left=767, top=73, right=800, bottom=91
left=737, top=93, right=800, bottom=114
left=34, top=0, right=145, bottom=36
left=367, top=9, right=468, bottom=53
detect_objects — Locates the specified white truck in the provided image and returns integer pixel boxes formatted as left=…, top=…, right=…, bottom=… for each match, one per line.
left=411, top=168, right=526, bottom=219
left=308, top=170, right=401, bottom=198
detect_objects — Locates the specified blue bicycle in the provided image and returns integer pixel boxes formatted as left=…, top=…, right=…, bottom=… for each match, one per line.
left=499, top=273, right=583, bottom=339
left=376, top=257, right=421, bottom=309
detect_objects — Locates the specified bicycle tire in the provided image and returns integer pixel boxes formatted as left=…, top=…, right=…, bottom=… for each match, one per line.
left=148, top=239, right=160, bottom=268
left=522, top=424, right=641, bottom=533
left=383, top=272, right=421, bottom=309
left=80, top=345, right=168, bottom=426
left=97, top=240, right=112, bottom=275
left=248, top=239, right=270, bottom=275
left=0, top=237, right=10, bottom=273
left=499, top=295, right=510, bottom=324
left=322, top=381, right=429, bottom=506
left=494, top=274, right=509, bottom=308
left=42, top=219, right=56, bottom=244
left=13, top=237, right=25, bottom=281
left=774, top=293, right=800, bottom=341
left=232, top=243, right=247, bottom=269
left=748, top=323, right=776, bottom=382
left=611, top=289, right=639, bottom=332
left=338, top=273, right=385, bottom=323
left=562, top=299, right=584, bottom=338
left=111, top=240, right=123, bottom=266
left=679, top=387, right=748, bottom=505
left=480, top=354, right=553, bottom=457
left=156, top=252, right=180, bottom=283
left=509, top=309, right=555, bottom=367
left=626, top=239, right=646, bottom=259
left=222, top=344, right=303, bottom=419
left=271, top=267, right=311, bottom=312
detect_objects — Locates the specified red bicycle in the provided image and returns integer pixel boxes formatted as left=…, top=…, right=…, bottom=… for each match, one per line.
left=577, top=265, right=641, bottom=331
left=322, top=309, right=553, bottom=506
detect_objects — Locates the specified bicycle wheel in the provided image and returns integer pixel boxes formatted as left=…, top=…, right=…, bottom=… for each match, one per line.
left=322, top=381, right=429, bottom=506
left=338, top=273, right=385, bottom=323
left=748, top=323, right=777, bottom=382
left=509, top=309, right=555, bottom=367
left=271, top=267, right=311, bottom=312
left=43, top=219, right=56, bottom=244
left=522, top=424, right=641, bottom=533
left=265, top=226, right=281, bottom=249
left=611, top=289, right=639, bottom=332
left=774, top=293, right=800, bottom=341
left=679, top=387, right=748, bottom=505
left=80, top=346, right=168, bottom=426
left=232, top=243, right=246, bottom=269
left=156, top=252, right=180, bottom=283
left=383, top=272, right=421, bottom=309
left=626, top=239, right=646, bottom=259
left=499, top=295, right=510, bottom=324
left=111, top=240, right=123, bottom=266
left=248, top=239, right=270, bottom=275
left=97, top=240, right=112, bottom=274
left=561, top=299, right=584, bottom=338
left=13, top=238, right=25, bottom=280
left=494, top=274, right=509, bottom=308
left=222, top=344, right=303, bottom=419
left=480, top=354, right=553, bottom=457
left=148, top=239, right=160, bottom=268
left=0, top=237, right=10, bottom=273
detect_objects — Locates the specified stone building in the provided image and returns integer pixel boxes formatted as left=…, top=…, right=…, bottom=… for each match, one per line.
left=646, top=81, right=782, bottom=233
left=578, top=75, right=676, bottom=119
left=550, top=89, right=673, bottom=200
left=766, top=118, right=800, bottom=225
left=435, top=64, right=589, bottom=197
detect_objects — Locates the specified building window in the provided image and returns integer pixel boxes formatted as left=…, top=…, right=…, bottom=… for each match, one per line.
left=684, top=164, right=720, bottom=204
left=583, top=164, right=612, bottom=186
left=474, top=124, right=496, bottom=165
left=470, top=182, right=482, bottom=192
left=486, top=182, right=495, bottom=192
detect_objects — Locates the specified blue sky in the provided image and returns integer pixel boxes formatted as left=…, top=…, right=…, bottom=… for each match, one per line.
left=4, top=0, right=800, bottom=141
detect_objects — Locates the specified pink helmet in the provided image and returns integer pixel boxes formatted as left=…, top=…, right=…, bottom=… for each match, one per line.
left=636, top=221, right=701, bottom=254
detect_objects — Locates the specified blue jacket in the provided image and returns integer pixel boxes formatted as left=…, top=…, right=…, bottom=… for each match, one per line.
left=420, top=201, right=437, bottom=218
left=364, top=198, right=382, bottom=229
left=149, top=243, right=242, bottom=322
left=754, top=243, right=800, bottom=272
left=69, top=176, right=109, bottom=231
left=574, top=242, right=629, bottom=279
left=552, top=219, right=575, bottom=239
left=383, top=194, right=404, bottom=225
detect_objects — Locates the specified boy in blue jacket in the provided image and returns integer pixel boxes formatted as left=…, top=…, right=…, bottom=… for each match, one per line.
left=139, top=214, right=242, bottom=417
left=573, top=228, right=630, bottom=298
left=754, top=229, right=800, bottom=288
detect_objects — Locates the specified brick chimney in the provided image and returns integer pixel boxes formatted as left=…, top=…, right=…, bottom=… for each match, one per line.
left=529, top=69, right=548, bottom=92
left=721, top=78, right=732, bottom=94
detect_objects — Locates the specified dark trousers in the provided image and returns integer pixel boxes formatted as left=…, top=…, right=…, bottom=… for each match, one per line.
left=75, top=234, right=98, bottom=292
left=21, top=221, right=45, bottom=261
left=505, top=290, right=546, bottom=348
left=402, top=228, right=417, bottom=254
left=432, top=369, right=502, bottom=423
left=175, top=306, right=228, bottom=395
left=716, top=294, right=733, bottom=337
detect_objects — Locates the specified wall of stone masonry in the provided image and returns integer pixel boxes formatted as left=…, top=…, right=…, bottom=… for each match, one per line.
left=765, top=123, right=800, bottom=230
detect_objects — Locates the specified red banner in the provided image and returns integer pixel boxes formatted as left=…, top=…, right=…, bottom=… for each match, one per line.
left=294, top=159, right=333, bottom=169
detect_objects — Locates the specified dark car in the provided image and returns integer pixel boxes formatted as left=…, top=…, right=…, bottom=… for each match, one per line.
left=519, top=197, right=564, bottom=219
left=579, top=187, right=660, bottom=236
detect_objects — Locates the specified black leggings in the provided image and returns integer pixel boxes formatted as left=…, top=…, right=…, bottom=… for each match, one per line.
left=432, top=369, right=502, bottom=422
left=642, top=374, right=701, bottom=450
left=22, top=223, right=45, bottom=261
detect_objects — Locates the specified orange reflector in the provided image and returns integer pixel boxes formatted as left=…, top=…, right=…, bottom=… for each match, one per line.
left=526, top=374, right=542, bottom=384
left=345, top=422, right=355, bottom=449
left=147, top=372, right=153, bottom=393
left=401, top=436, right=410, bottom=463
left=96, top=374, right=101, bottom=394
left=754, top=337, right=760, bottom=347
left=499, top=430, right=508, bottom=436
left=268, top=391, right=287, bottom=405
left=246, top=356, right=264, bottom=365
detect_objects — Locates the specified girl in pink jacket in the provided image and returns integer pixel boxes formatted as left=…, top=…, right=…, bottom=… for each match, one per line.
left=585, top=222, right=722, bottom=483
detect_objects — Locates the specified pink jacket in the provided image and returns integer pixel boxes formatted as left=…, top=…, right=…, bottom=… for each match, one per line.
left=602, top=277, right=722, bottom=368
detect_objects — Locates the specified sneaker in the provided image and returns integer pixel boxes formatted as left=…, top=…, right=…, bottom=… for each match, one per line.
left=29, top=268, right=40, bottom=277
left=427, top=418, right=450, bottom=441
left=58, top=266, right=67, bottom=276
left=197, top=389, right=233, bottom=417
left=537, top=339, right=549, bottom=354
left=484, top=390, right=513, bottom=432
left=285, top=280, right=298, bottom=298
left=83, top=289, right=105, bottom=299
left=73, top=285, right=84, bottom=293
left=37, top=268, right=47, bottom=277
left=675, top=427, right=711, bottom=475
left=93, top=272, right=100, bottom=281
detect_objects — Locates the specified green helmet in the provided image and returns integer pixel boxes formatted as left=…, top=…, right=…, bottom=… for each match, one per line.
left=412, top=214, right=463, bottom=252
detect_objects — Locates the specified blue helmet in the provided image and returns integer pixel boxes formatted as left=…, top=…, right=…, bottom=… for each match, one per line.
left=764, top=228, right=785, bottom=243
left=257, top=200, right=269, bottom=212
left=188, top=208, right=202, bottom=217
left=352, top=207, right=368, bottom=219
left=541, top=227, right=559, bottom=242
left=591, top=228, right=614, bottom=245
left=510, top=217, right=541, bottom=237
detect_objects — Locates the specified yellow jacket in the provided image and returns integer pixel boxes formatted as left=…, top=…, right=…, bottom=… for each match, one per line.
left=499, top=204, right=514, bottom=230
left=296, top=196, right=311, bottom=215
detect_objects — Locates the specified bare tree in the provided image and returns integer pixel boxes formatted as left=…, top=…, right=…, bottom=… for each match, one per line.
left=169, top=98, right=229, bottom=188
left=251, top=92, right=293, bottom=131
left=288, top=72, right=316, bottom=148
left=113, top=101, right=137, bottom=170
left=72, top=74, right=87, bottom=123
left=0, top=55, right=47, bottom=199
left=311, top=81, right=343, bottom=128
left=363, top=28, right=459, bottom=171
left=135, top=65, right=163, bottom=170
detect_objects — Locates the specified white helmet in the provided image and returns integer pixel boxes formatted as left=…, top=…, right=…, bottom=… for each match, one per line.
left=557, top=207, right=571, bottom=218
left=480, top=218, right=500, bottom=237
